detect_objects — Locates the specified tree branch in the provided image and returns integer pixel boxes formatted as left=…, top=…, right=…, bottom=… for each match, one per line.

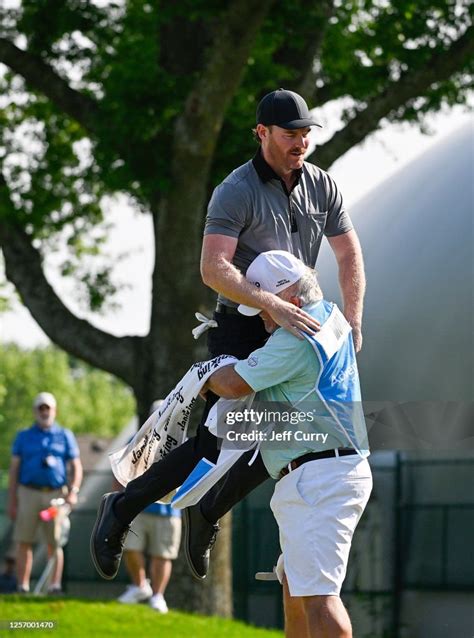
left=0, top=37, right=100, bottom=136
left=0, top=37, right=156, bottom=207
left=313, top=83, right=336, bottom=109
left=310, top=26, right=474, bottom=170
left=0, top=178, right=139, bottom=386
left=172, top=0, right=275, bottom=168
left=277, top=0, right=336, bottom=103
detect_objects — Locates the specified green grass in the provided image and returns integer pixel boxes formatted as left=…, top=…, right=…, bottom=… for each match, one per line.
left=0, top=596, right=284, bottom=637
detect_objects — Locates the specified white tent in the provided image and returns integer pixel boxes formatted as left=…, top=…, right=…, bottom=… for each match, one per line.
left=317, top=123, right=473, bottom=404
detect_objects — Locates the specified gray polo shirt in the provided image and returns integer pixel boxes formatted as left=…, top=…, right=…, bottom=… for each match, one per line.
left=204, top=149, right=352, bottom=306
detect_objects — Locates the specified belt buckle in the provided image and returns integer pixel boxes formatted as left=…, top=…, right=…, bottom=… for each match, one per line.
left=279, top=461, right=293, bottom=480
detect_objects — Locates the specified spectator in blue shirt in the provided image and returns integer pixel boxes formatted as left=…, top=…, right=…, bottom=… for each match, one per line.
left=7, top=392, right=83, bottom=594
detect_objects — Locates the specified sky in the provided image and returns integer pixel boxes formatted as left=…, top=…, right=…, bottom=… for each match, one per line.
left=1, top=103, right=473, bottom=348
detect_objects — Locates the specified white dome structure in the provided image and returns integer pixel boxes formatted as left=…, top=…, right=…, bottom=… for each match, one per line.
left=317, top=123, right=473, bottom=404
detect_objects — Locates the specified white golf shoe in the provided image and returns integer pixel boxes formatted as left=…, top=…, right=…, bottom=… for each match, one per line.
left=117, top=579, right=153, bottom=603
left=149, top=593, right=168, bottom=613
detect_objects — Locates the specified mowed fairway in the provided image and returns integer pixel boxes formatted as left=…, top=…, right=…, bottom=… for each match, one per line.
left=0, top=596, right=283, bottom=638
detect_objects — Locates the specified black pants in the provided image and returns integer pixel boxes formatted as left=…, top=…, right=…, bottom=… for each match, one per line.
left=116, top=310, right=270, bottom=525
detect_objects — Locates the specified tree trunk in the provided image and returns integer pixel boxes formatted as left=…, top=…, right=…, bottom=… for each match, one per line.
left=127, top=188, right=232, bottom=613
left=166, top=513, right=232, bottom=617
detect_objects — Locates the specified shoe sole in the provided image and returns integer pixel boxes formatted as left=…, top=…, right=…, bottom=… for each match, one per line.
left=90, top=494, right=117, bottom=580
left=118, top=596, right=152, bottom=604
left=255, top=571, right=279, bottom=581
left=183, top=508, right=206, bottom=581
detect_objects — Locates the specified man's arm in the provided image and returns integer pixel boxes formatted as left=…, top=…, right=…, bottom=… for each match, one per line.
left=327, top=229, right=366, bottom=352
left=201, top=234, right=320, bottom=338
left=7, top=455, right=21, bottom=520
left=204, top=324, right=311, bottom=399
left=66, top=457, right=83, bottom=506
left=202, top=364, right=253, bottom=399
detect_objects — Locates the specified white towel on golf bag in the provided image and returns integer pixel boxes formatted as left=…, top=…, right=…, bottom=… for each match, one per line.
left=171, top=393, right=259, bottom=509
left=109, top=354, right=239, bottom=503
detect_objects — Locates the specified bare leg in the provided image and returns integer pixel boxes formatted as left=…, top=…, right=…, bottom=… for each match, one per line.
left=150, top=557, right=172, bottom=595
left=16, top=543, right=33, bottom=590
left=123, top=550, right=147, bottom=587
left=283, top=575, right=309, bottom=638
left=46, top=545, right=63, bottom=588
left=303, top=595, right=352, bottom=638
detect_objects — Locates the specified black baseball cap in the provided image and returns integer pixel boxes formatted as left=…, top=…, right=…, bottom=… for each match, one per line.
left=256, top=88, right=322, bottom=129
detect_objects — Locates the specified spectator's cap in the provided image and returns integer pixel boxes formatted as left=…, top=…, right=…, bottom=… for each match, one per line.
left=33, top=392, right=57, bottom=409
left=256, top=88, right=322, bottom=130
left=238, top=251, right=307, bottom=316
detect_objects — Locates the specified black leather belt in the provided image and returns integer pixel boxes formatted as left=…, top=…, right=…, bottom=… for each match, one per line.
left=22, top=484, right=59, bottom=492
left=278, top=449, right=357, bottom=480
left=215, top=302, right=241, bottom=315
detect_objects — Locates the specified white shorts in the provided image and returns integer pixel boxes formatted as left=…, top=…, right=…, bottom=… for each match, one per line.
left=270, top=454, right=372, bottom=597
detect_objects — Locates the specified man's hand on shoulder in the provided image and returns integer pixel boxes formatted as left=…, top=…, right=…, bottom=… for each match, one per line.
left=346, top=317, right=363, bottom=352
left=351, top=324, right=363, bottom=353
left=266, top=297, right=320, bottom=340
left=345, top=315, right=363, bottom=352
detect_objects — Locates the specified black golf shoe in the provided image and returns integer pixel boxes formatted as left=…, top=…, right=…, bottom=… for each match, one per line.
left=90, top=492, right=130, bottom=580
left=184, top=504, right=220, bottom=580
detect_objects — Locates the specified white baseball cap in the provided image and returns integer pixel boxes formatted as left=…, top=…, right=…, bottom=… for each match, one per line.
left=238, top=250, right=307, bottom=316
left=33, top=392, right=57, bottom=409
